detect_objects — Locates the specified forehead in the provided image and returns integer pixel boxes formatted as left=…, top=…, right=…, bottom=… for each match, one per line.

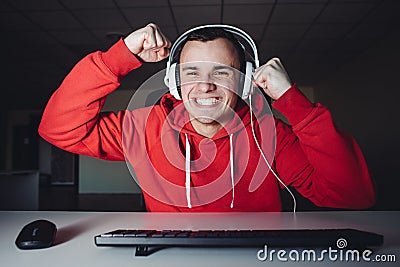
left=179, top=38, right=240, bottom=68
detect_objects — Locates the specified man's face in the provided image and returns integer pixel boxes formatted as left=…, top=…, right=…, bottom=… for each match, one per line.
left=179, top=38, right=241, bottom=125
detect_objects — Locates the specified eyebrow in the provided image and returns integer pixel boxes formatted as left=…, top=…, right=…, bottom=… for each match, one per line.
left=213, top=65, right=233, bottom=71
left=181, top=66, right=199, bottom=71
left=181, top=65, right=233, bottom=71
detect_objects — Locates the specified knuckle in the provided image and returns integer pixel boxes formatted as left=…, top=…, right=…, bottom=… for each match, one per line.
left=264, top=64, right=274, bottom=71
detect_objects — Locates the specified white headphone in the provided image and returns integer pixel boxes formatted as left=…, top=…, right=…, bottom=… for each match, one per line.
left=163, top=24, right=260, bottom=100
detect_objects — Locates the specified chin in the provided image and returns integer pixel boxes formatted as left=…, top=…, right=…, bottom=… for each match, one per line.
left=194, top=116, right=218, bottom=124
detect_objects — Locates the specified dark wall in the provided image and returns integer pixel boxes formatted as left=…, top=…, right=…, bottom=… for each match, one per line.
left=315, top=30, right=400, bottom=210
left=0, top=112, right=6, bottom=170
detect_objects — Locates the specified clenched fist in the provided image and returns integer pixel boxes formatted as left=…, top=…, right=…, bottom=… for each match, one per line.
left=124, top=23, right=171, bottom=63
left=253, top=58, right=292, bottom=100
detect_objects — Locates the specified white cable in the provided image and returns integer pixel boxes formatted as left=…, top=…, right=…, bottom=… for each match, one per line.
left=229, top=134, right=235, bottom=208
left=185, top=133, right=192, bottom=208
left=249, top=94, right=297, bottom=213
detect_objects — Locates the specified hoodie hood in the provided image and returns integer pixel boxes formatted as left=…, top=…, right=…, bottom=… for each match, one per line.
left=153, top=91, right=275, bottom=209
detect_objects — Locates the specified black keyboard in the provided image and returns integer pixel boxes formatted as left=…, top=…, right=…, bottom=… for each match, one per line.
left=95, top=228, right=383, bottom=256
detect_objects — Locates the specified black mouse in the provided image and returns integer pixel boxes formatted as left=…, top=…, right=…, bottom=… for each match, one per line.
left=15, top=219, right=57, bottom=249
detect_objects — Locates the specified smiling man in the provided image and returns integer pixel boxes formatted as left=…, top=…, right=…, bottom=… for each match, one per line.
left=180, top=40, right=241, bottom=137
left=39, top=23, right=376, bottom=211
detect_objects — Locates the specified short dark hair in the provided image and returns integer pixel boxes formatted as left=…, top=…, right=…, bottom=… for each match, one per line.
left=175, top=27, right=246, bottom=71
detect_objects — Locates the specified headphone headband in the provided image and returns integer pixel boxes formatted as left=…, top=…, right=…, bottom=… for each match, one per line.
left=164, top=24, right=259, bottom=100
left=167, top=24, right=259, bottom=70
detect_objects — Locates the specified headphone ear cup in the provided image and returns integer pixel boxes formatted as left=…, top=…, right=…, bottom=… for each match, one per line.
left=164, top=63, right=181, bottom=100
left=241, top=61, right=254, bottom=99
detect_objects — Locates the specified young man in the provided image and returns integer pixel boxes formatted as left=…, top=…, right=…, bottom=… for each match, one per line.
left=39, top=23, right=375, bottom=211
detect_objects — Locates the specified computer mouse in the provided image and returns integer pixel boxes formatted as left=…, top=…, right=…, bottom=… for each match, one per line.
left=15, top=219, right=57, bottom=250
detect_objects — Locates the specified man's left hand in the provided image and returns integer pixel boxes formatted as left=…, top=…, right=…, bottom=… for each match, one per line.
left=253, top=58, right=292, bottom=100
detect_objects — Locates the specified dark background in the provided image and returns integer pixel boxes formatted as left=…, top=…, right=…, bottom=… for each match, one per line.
left=0, top=0, right=399, bottom=211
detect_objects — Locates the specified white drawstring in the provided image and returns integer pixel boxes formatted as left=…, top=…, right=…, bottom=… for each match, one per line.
left=184, top=133, right=235, bottom=209
left=229, top=133, right=235, bottom=208
left=184, top=133, right=192, bottom=208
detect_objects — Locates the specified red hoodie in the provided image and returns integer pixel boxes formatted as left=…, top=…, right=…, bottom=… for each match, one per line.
left=38, top=39, right=375, bottom=212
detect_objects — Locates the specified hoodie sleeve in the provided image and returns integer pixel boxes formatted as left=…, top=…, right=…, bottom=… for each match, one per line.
left=38, top=39, right=142, bottom=160
left=271, top=85, right=376, bottom=209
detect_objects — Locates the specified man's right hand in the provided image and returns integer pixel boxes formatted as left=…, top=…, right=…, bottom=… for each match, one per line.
left=124, top=23, right=171, bottom=63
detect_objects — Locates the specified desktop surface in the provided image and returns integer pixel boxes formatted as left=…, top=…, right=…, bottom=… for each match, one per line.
left=1, top=211, right=399, bottom=267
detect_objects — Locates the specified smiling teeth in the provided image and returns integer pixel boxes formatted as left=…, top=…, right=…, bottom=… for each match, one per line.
left=195, top=98, right=218, bottom=106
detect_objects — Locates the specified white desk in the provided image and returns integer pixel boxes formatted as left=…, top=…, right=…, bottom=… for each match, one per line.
left=1, top=211, right=399, bottom=266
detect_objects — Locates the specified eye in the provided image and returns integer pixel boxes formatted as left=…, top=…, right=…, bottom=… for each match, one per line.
left=184, top=71, right=199, bottom=77
left=213, top=71, right=230, bottom=77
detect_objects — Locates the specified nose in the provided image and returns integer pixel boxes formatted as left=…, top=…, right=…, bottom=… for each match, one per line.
left=196, top=81, right=216, bottom=93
